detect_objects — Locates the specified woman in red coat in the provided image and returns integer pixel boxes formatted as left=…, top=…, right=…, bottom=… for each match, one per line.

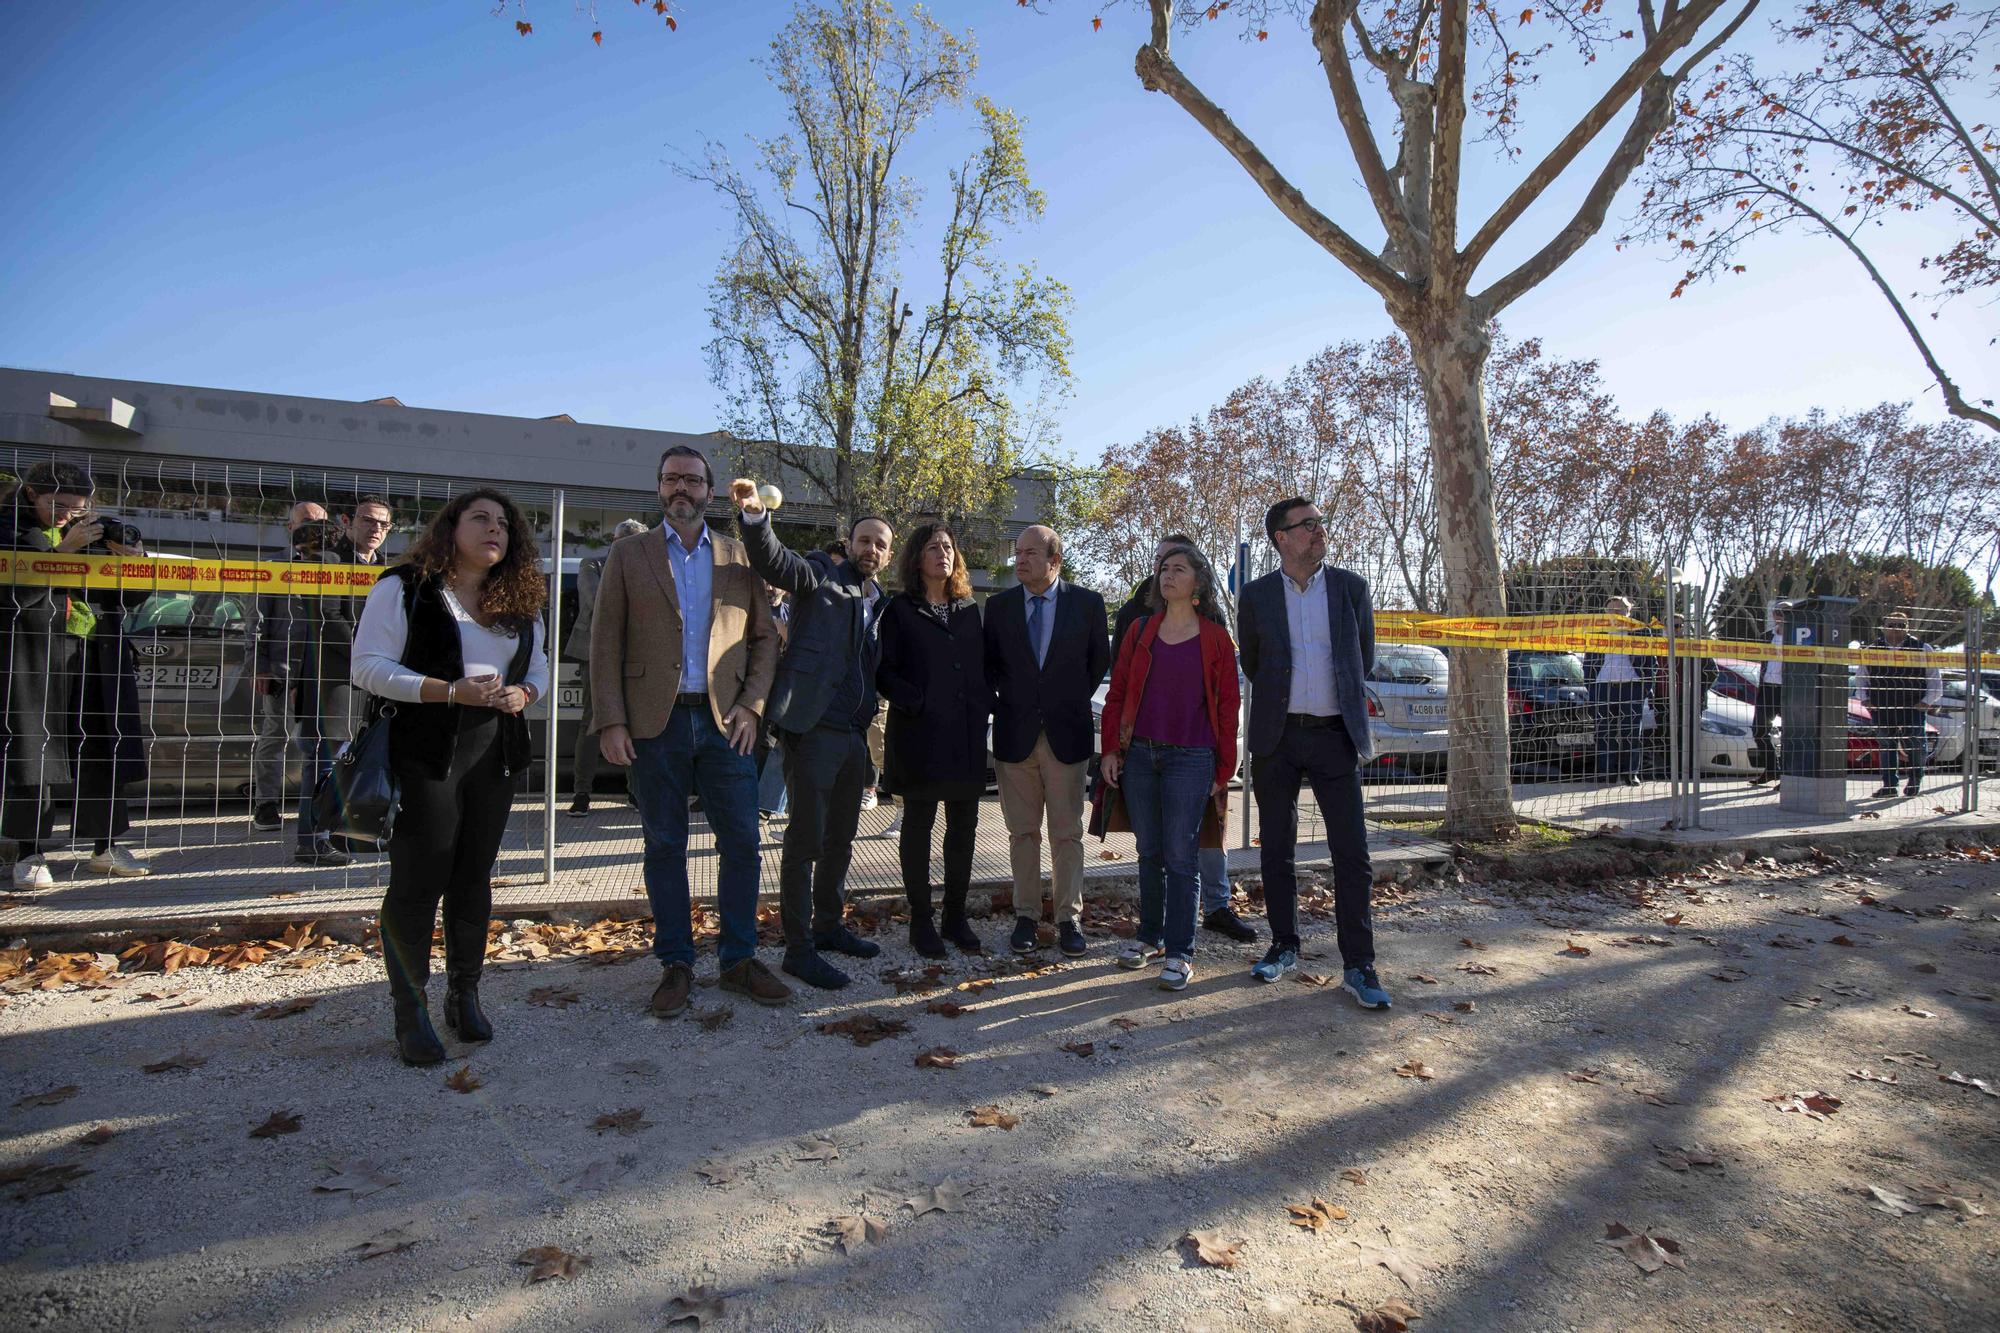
left=1099, top=543, right=1240, bottom=991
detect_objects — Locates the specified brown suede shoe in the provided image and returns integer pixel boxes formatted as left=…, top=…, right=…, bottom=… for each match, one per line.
left=718, top=957, right=791, bottom=1006
left=650, top=962, right=693, bottom=1018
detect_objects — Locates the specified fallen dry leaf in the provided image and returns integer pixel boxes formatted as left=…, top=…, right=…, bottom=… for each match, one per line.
left=1183, top=1228, right=1244, bottom=1268
left=1663, top=913, right=1685, bottom=926
left=1560, top=939, right=1592, bottom=957
left=141, top=1052, right=205, bottom=1074
left=1456, top=962, right=1498, bottom=976
left=1028, top=1084, right=1059, bottom=1098
left=527, top=985, right=581, bottom=1008
left=665, top=1284, right=725, bottom=1325
left=351, top=1225, right=421, bottom=1259
left=1847, top=1068, right=1899, bottom=1084
left=1452, top=1000, right=1477, bottom=1013
left=1868, top=1185, right=1921, bottom=1216
left=1601, top=1222, right=1687, bottom=1274
left=516, top=1244, right=590, bottom=1283
left=249, top=1110, right=301, bottom=1138
left=13, top=1085, right=79, bottom=1108
left=74, top=1125, right=114, bottom=1147
left=1898, top=1005, right=1938, bottom=1019
left=314, top=1161, right=398, bottom=1198
left=828, top=1213, right=890, bottom=1254
left=1633, top=1088, right=1680, bottom=1107
left=1940, top=1070, right=1999, bottom=1098
left=1342, top=1167, right=1369, bottom=1186
left=915, top=1046, right=962, bottom=1069
left=1765, top=1090, right=1843, bottom=1120
left=1408, top=973, right=1438, bottom=985
left=253, top=996, right=317, bottom=1020
left=904, top=1177, right=965, bottom=1216
left=795, top=1135, right=840, bottom=1163
left=968, top=1104, right=1019, bottom=1131
left=817, top=1013, right=912, bottom=1047
left=444, top=1066, right=483, bottom=1094
left=693, top=1157, right=738, bottom=1186
left=1655, top=1144, right=1723, bottom=1174
left=1566, top=1069, right=1604, bottom=1084
left=4, top=1162, right=92, bottom=1199
left=1286, top=1197, right=1348, bottom=1231
left=924, top=1000, right=969, bottom=1018
left=1060, top=1040, right=1096, bottom=1058
left=1883, top=1050, right=1940, bottom=1069
left=1710, top=966, right=1750, bottom=983
left=1355, top=1298, right=1422, bottom=1333
left=592, top=1107, right=651, bottom=1136
left=1297, top=971, right=1336, bottom=987
left=1108, top=1016, right=1141, bottom=1031
left=690, top=1006, right=733, bottom=1032
left=1458, top=938, right=1486, bottom=951
left=1393, top=1061, right=1435, bottom=1081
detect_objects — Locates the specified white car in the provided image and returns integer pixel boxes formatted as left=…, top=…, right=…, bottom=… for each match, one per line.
left=1932, top=675, right=2000, bottom=770
left=1639, top=693, right=1758, bottom=777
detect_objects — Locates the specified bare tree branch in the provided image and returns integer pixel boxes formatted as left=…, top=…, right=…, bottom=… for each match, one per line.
left=1310, top=0, right=1423, bottom=277
left=1428, top=0, right=1471, bottom=290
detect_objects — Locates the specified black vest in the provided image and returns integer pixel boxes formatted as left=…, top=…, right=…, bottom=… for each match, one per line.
left=380, top=568, right=535, bottom=782
left=1867, top=636, right=1933, bottom=712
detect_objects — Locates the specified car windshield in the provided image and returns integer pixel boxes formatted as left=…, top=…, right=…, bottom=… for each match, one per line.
left=1373, top=644, right=1447, bottom=683
left=1518, top=652, right=1584, bottom=684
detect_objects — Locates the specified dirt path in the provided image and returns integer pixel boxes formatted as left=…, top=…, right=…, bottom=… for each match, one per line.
left=2, top=846, right=1996, bottom=1331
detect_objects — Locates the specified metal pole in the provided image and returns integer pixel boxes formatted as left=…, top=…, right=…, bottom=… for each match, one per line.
left=1687, top=585, right=1705, bottom=830
left=1237, top=535, right=1252, bottom=850
left=1664, top=585, right=1682, bottom=828
left=543, top=487, right=565, bottom=885
left=1965, top=609, right=1980, bottom=814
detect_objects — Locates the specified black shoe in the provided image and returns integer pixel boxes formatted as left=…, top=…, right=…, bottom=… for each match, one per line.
left=909, top=915, right=948, bottom=960
left=1873, top=784, right=1898, bottom=798
left=443, top=981, right=493, bottom=1043
left=393, top=997, right=445, bottom=1066
left=1009, top=915, right=1040, bottom=954
left=1202, top=907, right=1258, bottom=943
left=1905, top=781, right=1921, bottom=796
left=1058, top=921, right=1088, bottom=958
left=252, top=802, right=281, bottom=832
left=295, top=844, right=352, bottom=868
left=1747, top=774, right=1773, bottom=786
left=812, top=926, right=881, bottom=959
left=940, top=914, right=983, bottom=954
left=1624, top=774, right=1642, bottom=787
left=782, top=950, right=851, bottom=991
left=566, top=794, right=591, bottom=817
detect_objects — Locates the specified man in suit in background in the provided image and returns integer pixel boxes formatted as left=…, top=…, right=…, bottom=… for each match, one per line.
left=593, top=448, right=789, bottom=1016
left=567, top=517, right=649, bottom=816
left=1112, top=534, right=1258, bottom=943
left=1236, top=496, right=1389, bottom=1011
left=986, top=525, right=1111, bottom=958
left=730, top=479, right=895, bottom=991
left=1583, top=595, right=1656, bottom=788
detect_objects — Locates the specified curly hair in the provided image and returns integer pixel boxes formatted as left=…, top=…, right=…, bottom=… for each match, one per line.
left=898, top=521, right=972, bottom=602
left=1146, top=542, right=1228, bottom=626
left=399, top=488, right=546, bottom=627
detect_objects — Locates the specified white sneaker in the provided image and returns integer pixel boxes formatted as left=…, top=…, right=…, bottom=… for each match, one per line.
left=860, top=789, right=880, bottom=812
left=881, top=810, right=903, bottom=837
left=85, top=846, right=149, bottom=878
left=1159, top=958, right=1194, bottom=991
left=12, top=855, right=53, bottom=890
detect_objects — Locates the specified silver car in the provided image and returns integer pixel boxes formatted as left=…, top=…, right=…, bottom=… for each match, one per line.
left=1366, top=642, right=1450, bottom=773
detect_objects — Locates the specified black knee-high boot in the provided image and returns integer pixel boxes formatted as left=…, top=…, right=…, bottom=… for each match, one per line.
left=939, top=883, right=983, bottom=953
left=441, top=916, right=492, bottom=1043
left=382, top=911, right=445, bottom=1066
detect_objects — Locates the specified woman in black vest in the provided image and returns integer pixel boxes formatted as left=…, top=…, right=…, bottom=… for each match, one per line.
left=877, top=522, right=992, bottom=957
left=352, top=489, right=549, bottom=1065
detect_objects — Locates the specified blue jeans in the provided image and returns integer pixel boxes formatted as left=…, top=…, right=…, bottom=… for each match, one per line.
left=629, top=703, right=762, bottom=968
left=1123, top=739, right=1214, bottom=962
left=1592, top=680, right=1646, bottom=780
left=1874, top=707, right=1926, bottom=788
left=1198, top=844, right=1230, bottom=915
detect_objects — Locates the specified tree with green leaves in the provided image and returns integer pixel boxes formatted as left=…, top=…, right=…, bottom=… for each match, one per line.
left=691, top=0, right=1073, bottom=539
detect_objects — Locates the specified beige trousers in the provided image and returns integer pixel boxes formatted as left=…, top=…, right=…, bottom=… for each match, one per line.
left=994, top=732, right=1088, bottom=923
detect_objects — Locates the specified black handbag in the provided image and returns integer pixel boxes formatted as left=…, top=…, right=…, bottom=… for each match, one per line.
left=312, top=699, right=401, bottom=852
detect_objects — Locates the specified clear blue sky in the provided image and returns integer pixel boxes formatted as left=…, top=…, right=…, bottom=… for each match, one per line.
left=0, top=1, right=1989, bottom=463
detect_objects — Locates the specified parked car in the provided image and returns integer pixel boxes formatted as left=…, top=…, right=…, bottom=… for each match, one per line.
left=1711, top=659, right=1761, bottom=706
left=1931, top=674, right=2000, bottom=770
left=1364, top=642, right=1449, bottom=775
left=1507, top=650, right=1594, bottom=772
left=1637, top=692, right=1758, bottom=777
left=122, top=588, right=294, bottom=796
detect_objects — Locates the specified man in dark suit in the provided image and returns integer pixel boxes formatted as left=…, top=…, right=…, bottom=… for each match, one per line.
left=729, top=479, right=893, bottom=991
left=985, top=525, right=1111, bottom=958
left=1112, top=534, right=1257, bottom=943
left=1236, top=496, right=1389, bottom=1011
left=1582, top=595, right=1658, bottom=788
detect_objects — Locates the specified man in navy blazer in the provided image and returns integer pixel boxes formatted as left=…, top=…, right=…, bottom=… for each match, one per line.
left=985, top=525, right=1111, bottom=957
left=1235, top=497, right=1389, bottom=1010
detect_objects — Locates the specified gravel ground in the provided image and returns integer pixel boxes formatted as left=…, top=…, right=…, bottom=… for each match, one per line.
left=1, top=845, right=1996, bottom=1331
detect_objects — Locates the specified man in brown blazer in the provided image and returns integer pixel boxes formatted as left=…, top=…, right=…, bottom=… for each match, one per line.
left=591, top=445, right=790, bottom=1014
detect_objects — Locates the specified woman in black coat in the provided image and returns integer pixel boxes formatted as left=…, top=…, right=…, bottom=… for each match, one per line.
left=877, top=522, right=992, bottom=958
left=0, top=462, right=150, bottom=889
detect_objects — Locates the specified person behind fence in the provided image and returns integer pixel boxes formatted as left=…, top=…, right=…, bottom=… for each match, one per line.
left=566, top=518, right=649, bottom=817
left=592, top=449, right=790, bottom=1017
left=1583, top=596, right=1656, bottom=788
left=277, top=518, right=361, bottom=868
left=730, top=479, right=893, bottom=991
left=1237, top=497, right=1390, bottom=1011
left=1112, top=533, right=1257, bottom=944
left=351, top=489, right=549, bottom=1066
left=0, top=462, right=152, bottom=887
left=986, top=524, right=1110, bottom=959
left=249, top=500, right=327, bottom=834
left=876, top=522, right=992, bottom=959
left=1099, top=543, right=1240, bottom=993
left=1749, top=601, right=1788, bottom=786
left=1859, top=612, right=1942, bottom=799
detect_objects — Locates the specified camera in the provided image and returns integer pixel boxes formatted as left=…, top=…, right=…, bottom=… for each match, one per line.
left=87, top=516, right=144, bottom=552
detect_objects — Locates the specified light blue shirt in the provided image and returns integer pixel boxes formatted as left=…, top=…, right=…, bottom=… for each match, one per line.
left=666, top=525, right=713, bottom=693
left=1284, top=564, right=1339, bottom=717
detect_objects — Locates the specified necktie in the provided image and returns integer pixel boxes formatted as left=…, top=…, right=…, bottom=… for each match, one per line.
left=1030, top=594, right=1048, bottom=668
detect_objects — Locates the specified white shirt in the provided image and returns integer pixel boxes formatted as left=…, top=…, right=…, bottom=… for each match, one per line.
left=351, top=573, right=551, bottom=704
left=1595, top=650, right=1638, bottom=684
left=1763, top=632, right=1783, bottom=685
left=1283, top=565, right=1339, bottom=717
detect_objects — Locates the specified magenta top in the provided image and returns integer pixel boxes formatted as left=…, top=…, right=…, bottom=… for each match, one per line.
left=1132, top=635, right=1217, bottom=749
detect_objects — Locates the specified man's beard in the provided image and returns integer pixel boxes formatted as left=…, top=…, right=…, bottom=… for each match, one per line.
left=663, top=494, right=699, bottom=521
left=852, top=552, right=883, bottom=576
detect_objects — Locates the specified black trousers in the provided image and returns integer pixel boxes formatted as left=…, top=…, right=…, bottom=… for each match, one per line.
left=901, top=797, right=979, bottom=920
left=779, top=723, right=870, bottom=951
left=380, top=712, right=514, bottom=1005
left=1752, top=682, right=1782, bottom=777
left=571, top=667, right=604, bottom=795
left=1251, top=716, right=1375, bottom=967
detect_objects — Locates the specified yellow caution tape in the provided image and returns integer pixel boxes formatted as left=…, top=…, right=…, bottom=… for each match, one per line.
left=0, top=553, right=377, bottom=598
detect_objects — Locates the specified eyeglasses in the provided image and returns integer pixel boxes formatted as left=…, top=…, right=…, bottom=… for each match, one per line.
left=660, top=472, right=709, bottom=488
left=1278, top=515, right=1325, bottom=535
left=352, top=517, right=392, bottom=530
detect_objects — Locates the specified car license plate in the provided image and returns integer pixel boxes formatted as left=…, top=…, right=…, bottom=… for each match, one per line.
left=1409, top=702, right=1447, bottom=718
left=137, top=665, right=220, bottom=689
left=1556, top=732, right=1592, bottom=748
left=558, top=686, right=584, bottom=711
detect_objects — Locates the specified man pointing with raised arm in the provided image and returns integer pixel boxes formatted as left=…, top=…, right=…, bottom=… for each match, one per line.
left=729, top=478, right=894, bottom=991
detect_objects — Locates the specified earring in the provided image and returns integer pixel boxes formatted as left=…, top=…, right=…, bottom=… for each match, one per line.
left=1192, top=596, right=1200, bottom=606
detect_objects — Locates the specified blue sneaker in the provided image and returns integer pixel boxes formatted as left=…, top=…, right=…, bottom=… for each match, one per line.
left=1251, top=946, right=1297, bottom=983
left=1343, top=966, right=1391, bottom=1010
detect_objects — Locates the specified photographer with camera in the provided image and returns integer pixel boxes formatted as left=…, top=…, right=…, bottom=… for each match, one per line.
left=0, top=461, right=151, bottom=887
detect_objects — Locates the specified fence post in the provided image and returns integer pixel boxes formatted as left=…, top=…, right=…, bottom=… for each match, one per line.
left=543, top=487, right=565, bottom=885
left=1966, top=608, right=1980, bottom=815
left=1687, top=585, right=1705, bottom=830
